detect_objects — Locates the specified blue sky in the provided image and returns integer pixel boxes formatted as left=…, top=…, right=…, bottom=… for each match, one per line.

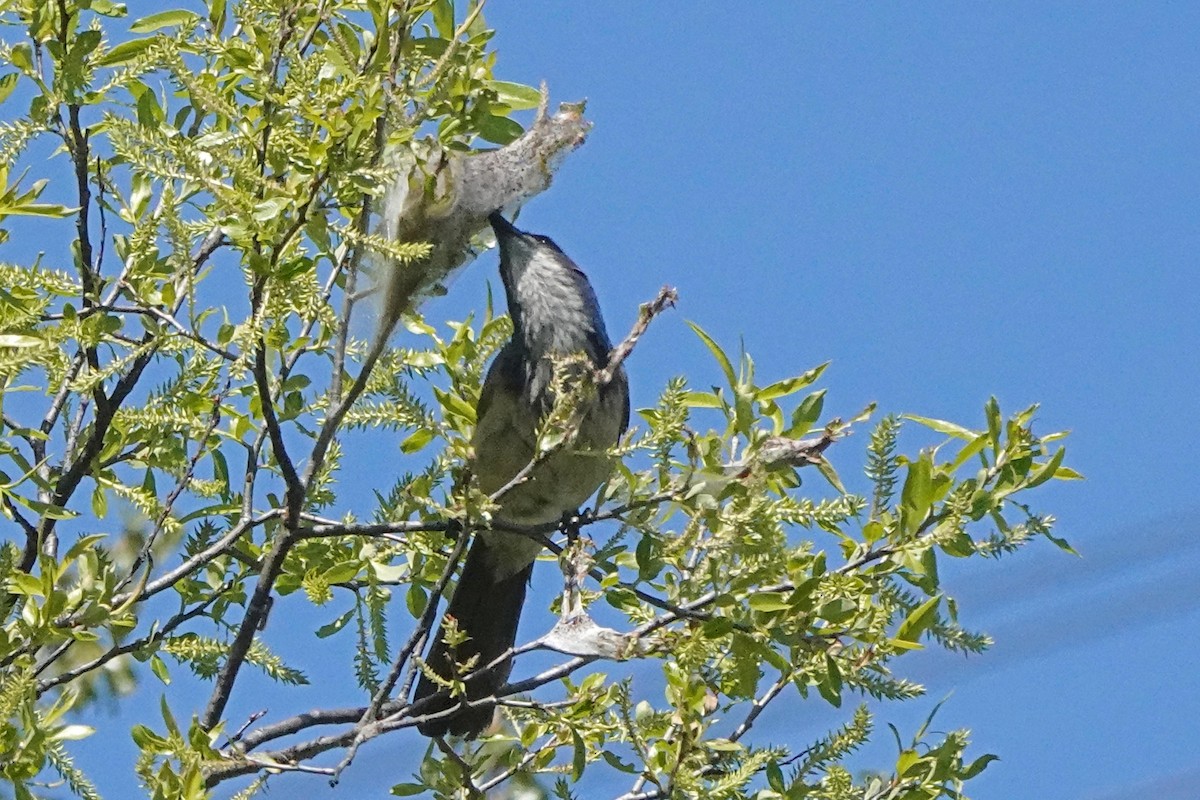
left=18, top=3, right=1200, bottom=799
left=456, top=4, right=1200, bottom=798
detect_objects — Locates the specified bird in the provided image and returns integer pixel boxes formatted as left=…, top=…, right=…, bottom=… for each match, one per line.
left=412, top=212, right=630, bottom=738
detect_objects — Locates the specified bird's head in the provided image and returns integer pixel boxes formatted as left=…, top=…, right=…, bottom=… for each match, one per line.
left=487, top=212, right=610, bottom=358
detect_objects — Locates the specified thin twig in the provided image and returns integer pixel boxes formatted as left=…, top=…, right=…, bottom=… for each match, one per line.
left=226, top=710, right=268, bottom=746
left=36, top=587, right=227, bottom=693
left=204, top=651, right=596, bottom=786
left=729, top=673, right=790, bottom=742
left=115, top=380, right=232, bottom=596
left=141, top=306, right=236, bottom=359
left=330, top=525, right=470, bottom=779
left=237, top=755, right=336, bottom=777
left=475, top=733, right=559, bottom=793
left=112, top=510, right=282, bottom=608
left=434, top=737, right=483, bottom=797
left=599, top=285, right=677, bottom=386
left=329, top=117, right=380, bottom=406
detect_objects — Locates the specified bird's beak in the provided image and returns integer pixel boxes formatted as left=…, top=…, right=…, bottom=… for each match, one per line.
left=488, top=211, right=518, bottom=240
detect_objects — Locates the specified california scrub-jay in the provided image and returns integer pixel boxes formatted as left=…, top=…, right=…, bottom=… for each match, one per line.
left=413, top=212, right=630, bottom=737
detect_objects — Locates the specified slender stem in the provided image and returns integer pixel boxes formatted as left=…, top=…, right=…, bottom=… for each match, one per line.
left=36, top=590, right=225, bottom=694
left=330, top=525, right=470, bottom=778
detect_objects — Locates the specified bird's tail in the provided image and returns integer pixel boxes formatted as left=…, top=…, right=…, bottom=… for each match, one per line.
left=413, top=536, right=533, bottom=737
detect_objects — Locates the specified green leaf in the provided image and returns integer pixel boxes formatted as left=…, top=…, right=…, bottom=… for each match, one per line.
left=601, top=750, right=636, bottom=773
left=390, top=783, right=425, bottom=796
left=209, top=0, right=227, bottom=31
left=748, top=592, right=791, bottom=612
left=433, top=387, right=475, bottom=424
left=476, top=114, right=523, bottom=145
left=896, top=595, right=941, bottom=643
left=787, top=389, right=826, bottom=437
left=817, top=654, right=842, bottom=707
left=9, top=44, right=33, bottom=74
left=887, top=637, right=924, bottom=652
left=914, top=695, right=949, bottom=742
left=816, top=598, right=856, bottom=624
left=51, top=724, right=95, bottom=741
left=985, top=396, right=1002, bottom=450
left=64, top=533, right=107, bottom=563
left=317, top=608, right=355, bottom=638
left=94, top=37, right=154, bottom=66
left=896, top=748, right=922, bottom=776
left=431, top=0, right=455, bottom=37
left=682, top=390, right=723, bottom=409
left=571, top=728, right=586, bottom=781
left=0, top=73, right=18, bottom=104
left=406, top=584, right=427, bottom=617
left=1026, top=446, right=1065, bottom=488
left=950, top=433, right=988, bottom=470
left=74, top=30, right=103, bottom=57
left=7, top=571, right=43, bottom=597
left=1043, top=530, right=1079, bottom=556
left=687, top=321, right=736, bottom=390
left=129, top=9, right=200, bottom=32
left=903, top=414, right=978, bottom=440
left=0, top=334, right=42, bottom=348
left=900, top=452, right=934, bottom=531
left=12, top=495, right=78, bottom=519
left=766, top=760, right=785, bottom=792
left=757, top=362, right=828, bottom=401
left=130, top=724, right=167, bottom=750
left=160, top=696, right=180, bottom=737
left=963, top=753, right=1000, bottom=779
left=0, top=203, right=73, bottom=218
left=322, top=562, right=360, bottom=584
left=90, top=0, right=128, bottom=17
left=486, top=80, right=543, bottom=110
left=815, top=457, right=845, bottom=494
left=150, top=654, right=171, bottom=685
left=400, top=427, right=434, bottom=454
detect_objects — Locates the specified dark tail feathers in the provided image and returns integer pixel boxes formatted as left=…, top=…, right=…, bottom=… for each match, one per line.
left=413, top=537, right=533, bottom=737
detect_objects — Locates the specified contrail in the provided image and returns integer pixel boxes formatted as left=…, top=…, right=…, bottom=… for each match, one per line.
left=905, top=509, right=1200, bottom=683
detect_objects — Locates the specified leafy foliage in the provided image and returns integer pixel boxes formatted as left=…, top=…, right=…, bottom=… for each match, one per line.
left=0, top=1, right=1078, bottom=799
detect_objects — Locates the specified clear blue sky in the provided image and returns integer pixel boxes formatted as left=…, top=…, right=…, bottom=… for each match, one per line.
left=50, top=3, right=1200, bottom=798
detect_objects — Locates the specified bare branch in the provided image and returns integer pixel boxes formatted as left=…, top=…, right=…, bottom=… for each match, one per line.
left=251, top=336, right=303, bottom=516
left=729, top=673, right=790, bottom=742
left=600, top=285, right=677, bottom=386
left=113, top=510, right=282, bottom=608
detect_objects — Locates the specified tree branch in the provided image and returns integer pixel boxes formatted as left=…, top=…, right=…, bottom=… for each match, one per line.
left=600, top=285, right=677, bottom=387
left=330, top=524, right=471, bottom=779
left=35, top=587, right=227, bottom=694
left=200, top=530, right=295, bottom=730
